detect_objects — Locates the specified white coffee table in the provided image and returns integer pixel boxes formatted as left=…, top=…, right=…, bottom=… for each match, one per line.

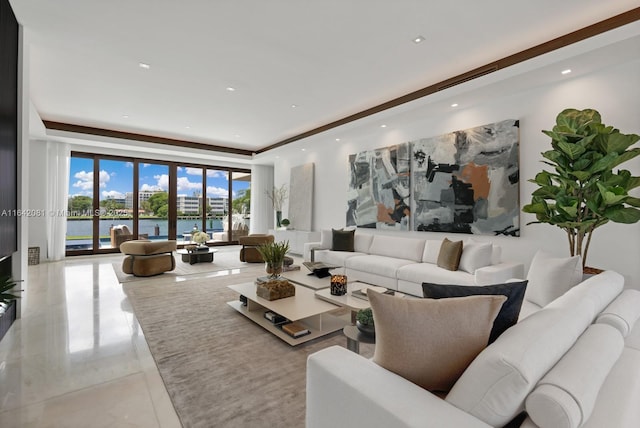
left=282, top=268, right=334, bottom=290
left=315, top=282, right=409, bottom=323
left=227, top=282, right=348, bottom=346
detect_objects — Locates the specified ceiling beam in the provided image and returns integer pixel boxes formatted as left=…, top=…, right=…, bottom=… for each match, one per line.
left=257, top=7, right=640, bottom=153
left=43, top=121, right=254, bottom=157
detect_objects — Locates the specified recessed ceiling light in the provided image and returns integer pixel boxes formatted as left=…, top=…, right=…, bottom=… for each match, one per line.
left=291, top=104, right=298, bottom=108
left=185, top=126, right=191, bottom=129
left=451, top=103, right=459, bottom=108
left=226, top=87, right=236, bottom=92
left=335, top=138, right=341, bottom=142
left=380, top=124, right=387, bottom=128
left=139, top=62, right=150, bottom=69
left=413, top=35, right=425, bottom=44
left=301, top=148, right=306, bottom=151
left=122, top=114, right=129, bottom=119
left=561, top=69, right=572, bottom=75
left=234, top=134, right=241, bottom=138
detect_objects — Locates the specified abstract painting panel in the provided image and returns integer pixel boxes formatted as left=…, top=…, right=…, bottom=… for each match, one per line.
left=411, top=120, right=520, bottom=236
left=347, top=143, right=411, bottom=230
left=289, top=163, right=314, bottom=231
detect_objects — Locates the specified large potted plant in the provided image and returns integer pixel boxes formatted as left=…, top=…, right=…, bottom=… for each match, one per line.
left=0, top=275, right=22, bottom=342
left=523, top=108, right=640, bottom=269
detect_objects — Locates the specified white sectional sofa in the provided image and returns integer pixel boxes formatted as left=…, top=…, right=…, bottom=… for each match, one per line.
left=306, top=270, right=640, bottom=428
left=305, top=229, right=524, bottom=296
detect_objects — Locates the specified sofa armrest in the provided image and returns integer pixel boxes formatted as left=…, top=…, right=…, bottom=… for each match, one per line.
left=304, top=241, right=323, bottom=262
left=306, top=346, right=491, bottom=428
left=474, top=262, right=525, bottom=285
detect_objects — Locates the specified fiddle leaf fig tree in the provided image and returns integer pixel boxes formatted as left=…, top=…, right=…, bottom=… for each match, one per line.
left=523, top=108, right=640, bottom=268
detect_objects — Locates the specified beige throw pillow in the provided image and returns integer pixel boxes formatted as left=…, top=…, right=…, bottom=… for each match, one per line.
left=369, top=291, right=506, bottom=392
left=437, top=238, right=463, bottom=271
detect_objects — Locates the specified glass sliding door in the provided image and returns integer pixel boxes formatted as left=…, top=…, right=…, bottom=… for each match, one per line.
left=67, top=156, right=95, bottom=251
left=176, top=166, right=204, bottom=244
left=232, top=171, right=251, bottom=236
left=137, top=163, right=170, bottom=243
left=206, top=169, right=230, bottom=242
left=99, top=159, right=133, bottom=249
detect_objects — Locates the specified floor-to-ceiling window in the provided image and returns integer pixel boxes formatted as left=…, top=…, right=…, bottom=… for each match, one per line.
left=67, top=156, right=95, bottom=251
left=137, top=162, right=170, bottom=246
left=99, top=158, right=133, bottom=250
left=67, top=153, right=250, bottom=255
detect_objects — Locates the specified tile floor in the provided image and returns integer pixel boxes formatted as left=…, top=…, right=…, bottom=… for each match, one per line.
left=0, top=254, right=182, bottom=427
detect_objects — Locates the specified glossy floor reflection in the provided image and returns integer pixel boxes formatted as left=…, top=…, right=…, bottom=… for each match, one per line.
left=0, top=255, right=182, bottom=427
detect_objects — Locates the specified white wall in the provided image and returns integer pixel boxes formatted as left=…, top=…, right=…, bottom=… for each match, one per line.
left=262, top=58, right=640, bottom=289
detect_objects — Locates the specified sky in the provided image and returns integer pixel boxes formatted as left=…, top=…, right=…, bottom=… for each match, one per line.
left=69, top=157, right=249, bottom=201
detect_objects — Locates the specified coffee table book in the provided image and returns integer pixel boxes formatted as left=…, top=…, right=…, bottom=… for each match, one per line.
left=282, top=321, right=310, bottom=338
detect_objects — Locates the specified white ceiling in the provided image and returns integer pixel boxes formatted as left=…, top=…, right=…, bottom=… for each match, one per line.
left=9, top=0, right=640, bottom=154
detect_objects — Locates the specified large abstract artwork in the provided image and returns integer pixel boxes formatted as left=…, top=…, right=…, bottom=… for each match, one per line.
left=411, top=119, right=520, bottom=236
left=347, top=143, right=411, bottom=230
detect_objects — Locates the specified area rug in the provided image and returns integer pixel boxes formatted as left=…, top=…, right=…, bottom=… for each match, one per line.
left=113, top=246, right=250, bottom=283
left=123, top=270, right=373, bottom=428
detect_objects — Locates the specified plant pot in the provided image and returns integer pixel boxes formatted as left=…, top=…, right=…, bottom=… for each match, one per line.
left=356, top=320, right=375, bottom=337
left=265, top=261, right=283, bottom=278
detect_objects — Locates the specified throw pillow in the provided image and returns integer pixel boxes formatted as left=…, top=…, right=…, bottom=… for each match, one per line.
left=368, top=290, right=506, bottom=392
left=331, top=228, right=355, bottom=252
left=422, top=280, right=528, bottom=343
left=437, top=238, right=463, bottom=271
left=458, top=240, right=493, bottom=274
left=526, top=251, right=583, bottom=307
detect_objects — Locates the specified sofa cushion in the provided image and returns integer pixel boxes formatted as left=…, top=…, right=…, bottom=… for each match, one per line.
left=368, top=235, right=425, bottom=262
left=525, top=324, right=624, bottom=428
left=314, top=249, right=364, bottom=267
left=525, top=250, right=583, bottom=307
left=445, top=270, right=624, bottom=427
left=581, top=348, right=640, bottom=428
left=422, top=280, right=528, bottom=344
left=437, top=238, right=463, bottom=271
left=369, top=291, right=506, bottom=392
left=422, top=239, right=442, bottom=264
left=595, top=289, right=640, bottom=337
left=331, top=228, right=355, bottom=251
left=397, top=263, right=476, bottom=289
left=459, top=241, right=493, bottom=274
left=346, top=255, right=416, bottom=279
left=353, top=233, right=373, bottom=253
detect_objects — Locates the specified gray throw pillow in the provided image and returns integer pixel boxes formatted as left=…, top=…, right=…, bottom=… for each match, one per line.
left=422, top=281, right=528, bottom=344
left=331, top=228, right=355, bottom=252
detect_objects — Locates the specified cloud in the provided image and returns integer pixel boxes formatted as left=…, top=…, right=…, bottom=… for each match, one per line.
left=177, top=176, right=203, bottom=193
left=125, top=162, right=133, bottom=168
left=102, top=190, right=125, bottom=199
left=72, top=169, right=110, bottom=190
left=140, top=184, right=163, bottom=192
left=185, top=167, right=203, bottom=176
left=154, top=174, right=170, bottom=190
left=206, top=170, right=228, bottom=179
left=207, top=186, right=229, bottom=198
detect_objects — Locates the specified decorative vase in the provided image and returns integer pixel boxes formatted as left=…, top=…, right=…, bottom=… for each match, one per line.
left=265, top=261, right=284, bottom=278
left=356, top=321, right=375, bottom=337
left=330, top=274, right=347, bottom=296
left=276, top=211, right=282, bottom=228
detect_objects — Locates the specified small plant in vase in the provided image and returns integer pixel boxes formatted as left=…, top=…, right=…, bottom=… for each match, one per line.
left=356, top=308, right=375, bottom=337
left=257, top=240, right=290, bottom=278
left=280, top=218, right=290, bottom=229
left=192, top=231, right=210, bottom=247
